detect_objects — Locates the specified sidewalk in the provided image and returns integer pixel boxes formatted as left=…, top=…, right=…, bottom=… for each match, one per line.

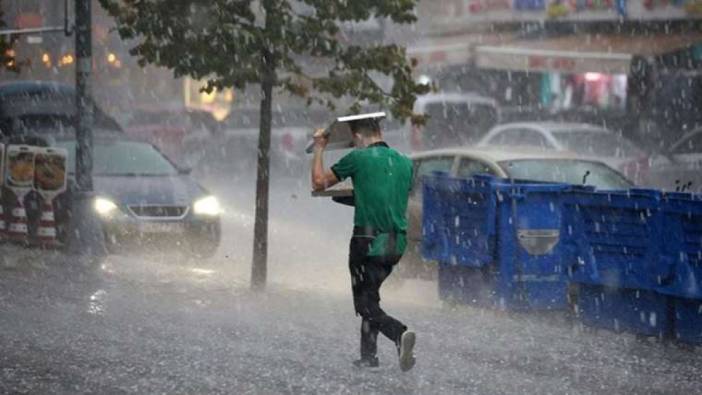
left=3, top=241, right=702, bottom=394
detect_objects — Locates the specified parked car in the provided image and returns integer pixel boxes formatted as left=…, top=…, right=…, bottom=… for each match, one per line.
left=0, top=80, right=122, bottom=137
left=401, top=147, right=633, bottom=279
left=645, top=126, right=702, bottom=192
left=476, top=122, right=649, bottom=183
left=410, top=92, right=499, bottom=151
left=50, top=133, right=222, bottom=259
left=125, top=107, right=221, bottom=165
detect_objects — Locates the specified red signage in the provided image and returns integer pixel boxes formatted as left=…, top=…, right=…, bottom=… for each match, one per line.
left=468, top=0, right=513, bottom=13
left=15, top=13, right=42, bottom=29
left=528, top=55, right=577, bottom=71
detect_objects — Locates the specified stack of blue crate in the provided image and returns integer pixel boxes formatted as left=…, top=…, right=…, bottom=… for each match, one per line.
left=422, top=172, right=702, bottom=343
left=659, top=192, right=702, bottom=345
left=562, top=188, right=673, bottom=338
left=423, top=173, right=571, bottom=311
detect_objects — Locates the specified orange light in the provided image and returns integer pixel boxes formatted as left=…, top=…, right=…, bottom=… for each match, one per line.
left=200, top=89, right=216, bottom=104
left=41, top=53, right=50, bottom=63
left=107, top=52, right=117, bottom=63
left=60, top=54, right=74, bottom=66
left=224, top=89, right=234, bottom=103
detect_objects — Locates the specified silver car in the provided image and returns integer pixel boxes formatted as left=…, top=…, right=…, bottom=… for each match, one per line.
left=477, top=122, right=648, bottom=183
left=646, top=127, right=702, bottom=193
left=401, top=147, right=633, bottom=279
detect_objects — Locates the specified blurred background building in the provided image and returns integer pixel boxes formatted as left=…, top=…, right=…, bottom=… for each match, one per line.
left=0, top=0, right=700, bottom=140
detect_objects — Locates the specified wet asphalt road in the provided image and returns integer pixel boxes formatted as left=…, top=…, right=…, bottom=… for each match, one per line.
left=1, top=172, right=701, bottom=394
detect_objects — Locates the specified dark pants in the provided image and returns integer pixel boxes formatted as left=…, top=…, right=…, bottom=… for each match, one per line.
left=349, top=236, right=407, bottom=360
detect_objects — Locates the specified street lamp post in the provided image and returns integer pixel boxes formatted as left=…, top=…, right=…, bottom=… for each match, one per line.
left=66, top=0, right=105, bottom=259
left=75, top=0, right=92, bottom=190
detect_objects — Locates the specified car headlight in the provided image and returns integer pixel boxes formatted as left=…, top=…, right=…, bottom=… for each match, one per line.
left=193, top=196, right=221, bottom=216
left=94, top=197, right=118, bottom=218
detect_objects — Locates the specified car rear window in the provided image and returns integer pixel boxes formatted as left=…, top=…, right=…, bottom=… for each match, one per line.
left=498, top=159, right=633, bottom=190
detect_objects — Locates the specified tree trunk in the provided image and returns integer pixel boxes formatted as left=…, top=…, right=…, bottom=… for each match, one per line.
left=251, top=59, right=275, bottom=290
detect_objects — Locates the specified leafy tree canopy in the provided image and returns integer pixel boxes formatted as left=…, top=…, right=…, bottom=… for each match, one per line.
left=0, top=1, right=18, bottom=72
left=99, top=0, right=427, bottom=120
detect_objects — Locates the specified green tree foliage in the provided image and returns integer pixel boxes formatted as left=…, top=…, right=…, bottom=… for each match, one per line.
left=99, top=0, right=427, bottom=288
left=0, top=0, right=18, bottom=72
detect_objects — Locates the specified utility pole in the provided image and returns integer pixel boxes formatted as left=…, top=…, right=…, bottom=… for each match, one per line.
left=67, top=0, right=105, bottom=258
left=75, top=0, right=92, bottom=190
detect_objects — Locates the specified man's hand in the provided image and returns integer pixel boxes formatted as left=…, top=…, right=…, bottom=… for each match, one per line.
left=313, top=128, right=329, bottom=150
left=311, top=127, right=339, bottom=191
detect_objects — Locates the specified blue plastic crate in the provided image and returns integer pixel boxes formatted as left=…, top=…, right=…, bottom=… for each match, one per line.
left=659, top=192, right=702, bottom=300
left=422, top=173, right=496, bottom=267
left=492, top=180, right=572, bottom=310
left=577, top=284, right=672, bottom=338
left=425, top=174, right=571, bottom=310
left=562, top=189, right=671, bottom=291
left=672, top=297, right=702, bottom=345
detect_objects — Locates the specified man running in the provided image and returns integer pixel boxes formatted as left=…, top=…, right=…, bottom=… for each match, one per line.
left=311, top=117, right=416, bottom=371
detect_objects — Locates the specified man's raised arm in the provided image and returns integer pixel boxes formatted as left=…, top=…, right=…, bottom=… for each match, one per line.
left=311, top=128, right=340, bottom=192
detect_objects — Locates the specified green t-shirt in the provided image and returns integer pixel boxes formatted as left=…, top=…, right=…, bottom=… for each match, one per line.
left=331, top=142, right=413, bottom=256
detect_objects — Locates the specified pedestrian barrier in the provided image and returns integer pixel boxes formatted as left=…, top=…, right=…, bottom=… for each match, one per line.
left=6, top=192, right=29, bottom=244
left=32, top=147, right=68, bottom=249
left=0, top=144, right=68, bottom=249
left=4, top=145, right=35, bottom=245
left=36, top=200, right=58, bottom=248
left=424, top=173, right=571, bottom=311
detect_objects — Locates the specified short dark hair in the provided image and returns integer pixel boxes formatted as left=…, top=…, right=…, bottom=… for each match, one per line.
left=349, top=118, right=381, bottom=137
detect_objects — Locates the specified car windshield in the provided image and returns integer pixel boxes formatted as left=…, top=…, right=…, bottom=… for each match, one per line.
left=498, top=159, right=633, bottom=190
left=551, top=129, right=643, bottom=157
left=56, top=140, right=178, bottom=176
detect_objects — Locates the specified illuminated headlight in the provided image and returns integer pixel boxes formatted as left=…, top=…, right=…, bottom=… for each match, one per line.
left=193, top=196, right=221, bottom=216
left=94, top=197, right=118, bottom=218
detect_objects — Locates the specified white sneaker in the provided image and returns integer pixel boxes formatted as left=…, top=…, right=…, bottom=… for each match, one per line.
left=398, top=330, right=416, bottom=372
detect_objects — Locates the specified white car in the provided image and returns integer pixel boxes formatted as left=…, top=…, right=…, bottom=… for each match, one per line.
left=476, top=122, right=648, bottom=183
left=410, top=92, right=499, bottom=151
left=401, top=147, right=633, bottom=279
left=646, top=127, right=702, bottom=192
left=669, top=128, right=702, bottom=167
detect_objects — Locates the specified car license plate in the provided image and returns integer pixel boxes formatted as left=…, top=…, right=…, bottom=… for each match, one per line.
left=140, top=222, right=185, bottom=234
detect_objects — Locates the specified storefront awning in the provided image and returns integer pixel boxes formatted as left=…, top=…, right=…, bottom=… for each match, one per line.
left=407, top=32, right=514, bottom=70
left=475, top=33, right=702, bottom=74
